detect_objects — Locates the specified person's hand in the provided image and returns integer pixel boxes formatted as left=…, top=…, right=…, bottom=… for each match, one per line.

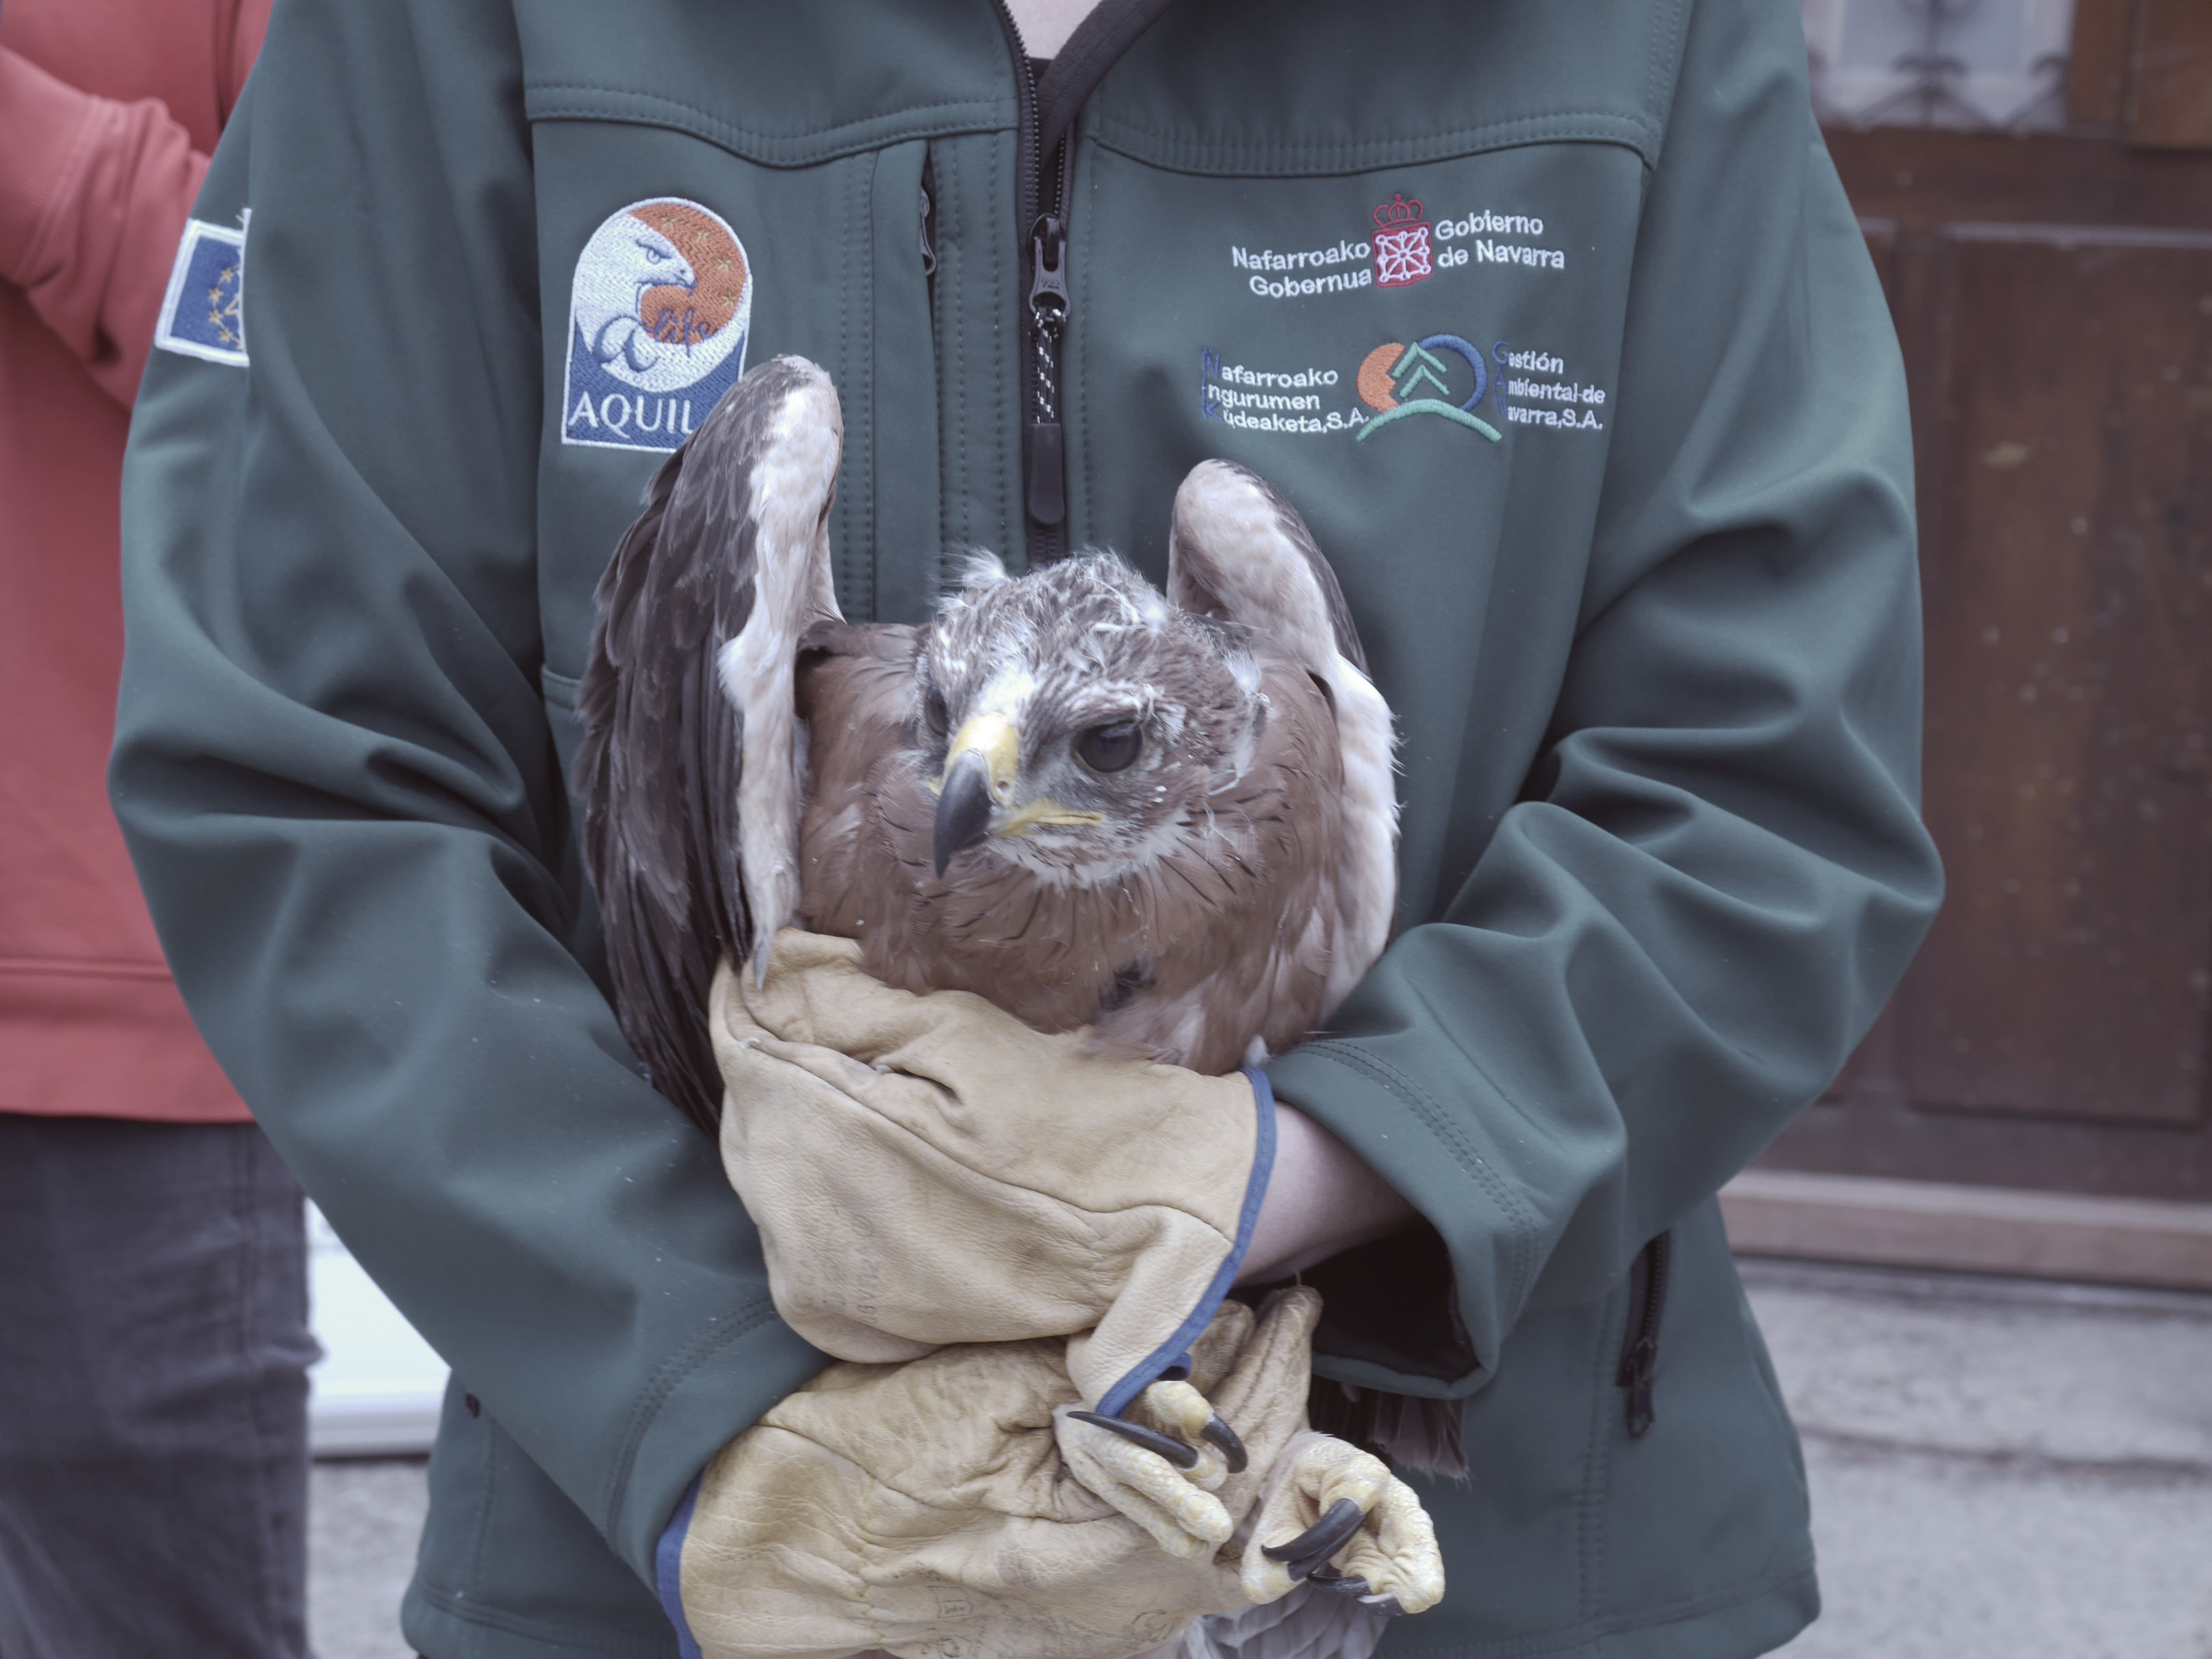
left=1051, top=1299, right=1446, bottom=1619
left=711, top=930, right=1272, bottom=1416
left=1236, top=1432, right=1445, bottom=1615
left=673, top=1291, right=1319, bottom=1659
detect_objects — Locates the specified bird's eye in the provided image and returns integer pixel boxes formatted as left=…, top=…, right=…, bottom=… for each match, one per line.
left=1075, top=722, right=1144, bottom=775
left=922, top=685, right=950, bottom=738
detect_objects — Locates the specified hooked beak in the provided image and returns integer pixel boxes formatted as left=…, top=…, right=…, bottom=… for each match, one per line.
left=934, top=753, right=994, bottom=875
left=929, top=709, right=1107, bottom=875
left=933, top=713, right=1020, bottom=875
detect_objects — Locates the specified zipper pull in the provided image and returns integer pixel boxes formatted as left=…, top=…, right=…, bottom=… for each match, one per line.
left=1026, top=214, right=1070, bottom=528
left=1029, top=215, right=1069, bottom=319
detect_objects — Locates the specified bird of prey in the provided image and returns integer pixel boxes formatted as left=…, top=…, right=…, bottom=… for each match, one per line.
left=574, top=357, right=1427, bottom=1649
left=576, top=355, right=1397, bottom=1134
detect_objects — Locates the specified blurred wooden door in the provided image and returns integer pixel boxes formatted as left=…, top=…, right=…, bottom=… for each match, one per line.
left=1759, top=0, right=2212, bottom=1207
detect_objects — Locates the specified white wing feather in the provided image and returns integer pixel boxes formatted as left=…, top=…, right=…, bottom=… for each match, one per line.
left=717, top=365, right=845, bottom=980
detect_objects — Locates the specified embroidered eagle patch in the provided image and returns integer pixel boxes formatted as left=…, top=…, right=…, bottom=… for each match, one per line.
left=562, top=197, right=752, bottom=453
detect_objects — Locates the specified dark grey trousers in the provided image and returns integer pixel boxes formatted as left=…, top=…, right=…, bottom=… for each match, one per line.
left=0, top=1114, right=315, bottom=1658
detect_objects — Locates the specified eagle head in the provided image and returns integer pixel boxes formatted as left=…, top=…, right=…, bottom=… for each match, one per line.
left=916, top=552, right=1265, bottom=884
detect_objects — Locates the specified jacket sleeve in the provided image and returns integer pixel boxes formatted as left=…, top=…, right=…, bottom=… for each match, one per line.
left=110, top=0, right=822, bottom=1580
left=1266, top=0, right=1943, bottom=1397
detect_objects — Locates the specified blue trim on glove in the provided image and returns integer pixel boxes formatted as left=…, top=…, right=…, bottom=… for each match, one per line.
left=1094, top=1068, right=1278, bottom=1418
left=656, top=1471, right=707, bottom=1659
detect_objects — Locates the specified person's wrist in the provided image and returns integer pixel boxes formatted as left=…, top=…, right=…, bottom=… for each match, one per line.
left=1237, top=1100, right=1415, bottom=1285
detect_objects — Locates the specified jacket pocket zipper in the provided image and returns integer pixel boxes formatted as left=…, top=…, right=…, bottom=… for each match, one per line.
left=1616, top=1231, right=1671, bottom=1439
left=918, top=154, right=938, bottom=278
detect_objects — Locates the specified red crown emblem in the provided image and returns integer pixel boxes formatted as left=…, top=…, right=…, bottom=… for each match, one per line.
left=1372, top=193, right=1427, bottom=233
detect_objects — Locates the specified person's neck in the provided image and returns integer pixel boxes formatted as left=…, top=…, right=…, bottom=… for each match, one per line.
left=1001, top=0, right=1102, bottom=59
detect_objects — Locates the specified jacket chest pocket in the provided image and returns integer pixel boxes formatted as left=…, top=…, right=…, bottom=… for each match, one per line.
left=525, top=121, right=952, bottom=678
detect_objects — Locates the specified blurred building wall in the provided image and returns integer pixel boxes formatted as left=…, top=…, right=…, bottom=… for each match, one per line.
left=1730, top=0, right=2212, bottom=1291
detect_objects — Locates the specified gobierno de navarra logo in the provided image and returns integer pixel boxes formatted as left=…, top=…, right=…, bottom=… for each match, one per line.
left=563, top=197, right=752, bottom=453
left=1370, top=194, right=1434, bottom=288
left=1234, top=191, right=1562, bottom=300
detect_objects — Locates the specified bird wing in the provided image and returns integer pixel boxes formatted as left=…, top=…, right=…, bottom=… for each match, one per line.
left=1168, top=461, right=1399, bottom=1016
left=576, top=356, right=843, bottom=1131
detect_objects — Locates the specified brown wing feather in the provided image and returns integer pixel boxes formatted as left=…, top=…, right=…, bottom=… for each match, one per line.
left=1170, top=460, right=1400, bottom=1016
left=793, top=621, right=921, bottom=944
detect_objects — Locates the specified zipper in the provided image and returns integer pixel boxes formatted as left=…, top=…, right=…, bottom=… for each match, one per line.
left=986, top=0, right=1181, bottom=563
left=1615, top=1231, right=1671, bottom=1439
left=991, top=0, right=1072, bottom=565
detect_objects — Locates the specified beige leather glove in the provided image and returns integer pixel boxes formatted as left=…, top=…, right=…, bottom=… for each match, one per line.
left=1054, top=1361, right=1445, bottom=1619
left=673, top=1291, right=1322, bottom=1659
left=711, top=931, right=1273, bottom=1415
left=1235, top=1433, right=1446, bottom=1615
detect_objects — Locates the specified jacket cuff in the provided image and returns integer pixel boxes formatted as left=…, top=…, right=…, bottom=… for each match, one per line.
left=1265, top=1041, right=1520, bottom=1400
left=610, top=1302, right=825, bottom=1582
left=0, top=47, right=105, bottom=283
left=655, top=1474, right=708, bottom=1659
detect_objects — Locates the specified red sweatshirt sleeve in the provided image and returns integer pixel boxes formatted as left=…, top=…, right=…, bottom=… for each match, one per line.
left=0, top=45, right=208, bottom=408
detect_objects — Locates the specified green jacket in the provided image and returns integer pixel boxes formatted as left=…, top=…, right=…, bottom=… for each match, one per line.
left=114, top=1, right=1940, bottom=1654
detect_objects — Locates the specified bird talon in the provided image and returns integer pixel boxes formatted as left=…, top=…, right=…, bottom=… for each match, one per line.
left=1200, top=1413, right=1248, bottom=1474
left=1261, top=1495, right=1366, bottom=1579
left=1066, top=1410, right=1200, bottom=1471
left=1362, top=1596, right=1406, bottom=1617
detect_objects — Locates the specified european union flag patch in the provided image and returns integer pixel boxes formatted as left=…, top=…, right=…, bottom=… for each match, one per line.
left=155, top=217, right=248, bottom=366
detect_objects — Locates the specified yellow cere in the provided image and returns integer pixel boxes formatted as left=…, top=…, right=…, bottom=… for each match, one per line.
left=936, top=712, right=1023, bottom=800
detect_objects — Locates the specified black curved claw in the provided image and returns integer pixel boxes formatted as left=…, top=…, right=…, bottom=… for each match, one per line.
left=1261, top=1496, right=1367, bottom=1580
left=1067, top=1411, right=1200, bottom=1471
left=1200, top=1413, right=1248, bottom=1474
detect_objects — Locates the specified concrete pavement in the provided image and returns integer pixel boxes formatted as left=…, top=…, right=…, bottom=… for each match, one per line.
left=307, top=1259, right=2212, bottom=1658
left=1744, top=1259, right=2212, bottom=1658
left=309, top=1458, right=426, bottom=1659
